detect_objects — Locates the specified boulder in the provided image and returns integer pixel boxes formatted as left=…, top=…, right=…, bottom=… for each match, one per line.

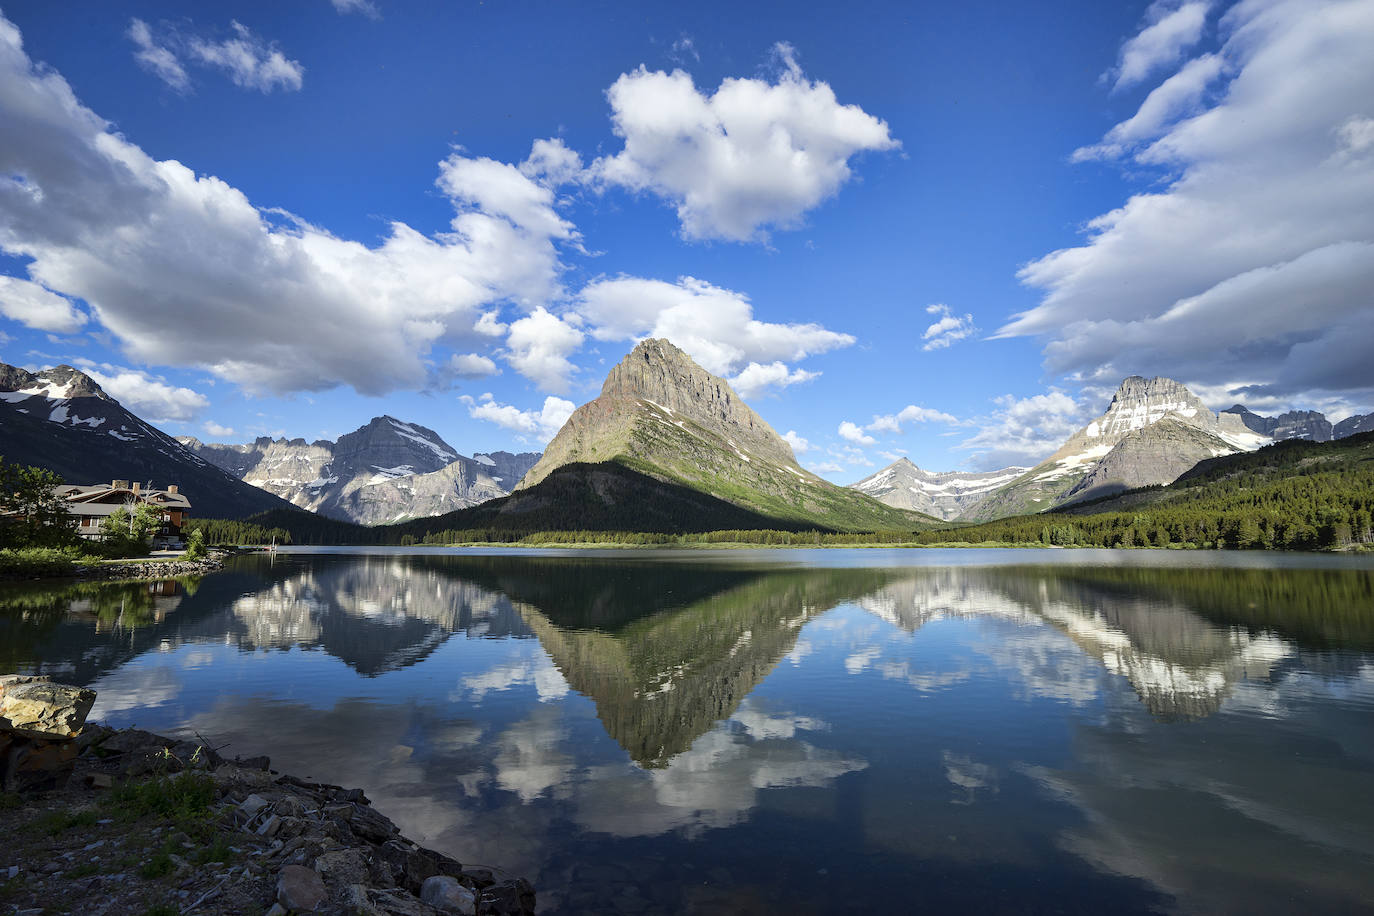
left=348, top=803, right=400, bottom=843
left=420, top=875, right=476, bottom=915
left=0, top=677, right=96, bottom=739
left=315, top=847, right=372, bottom=888
left=480, top=878, right=536, bottom=916
left=2, top=733, right=80, bottom=792
left=276, top=863, right=327, bottom=912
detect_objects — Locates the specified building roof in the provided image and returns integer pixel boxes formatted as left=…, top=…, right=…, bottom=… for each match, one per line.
left=57, top=482, right=191, bottom=511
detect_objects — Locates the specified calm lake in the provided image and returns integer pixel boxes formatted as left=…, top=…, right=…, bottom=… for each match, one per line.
left=4, top=548, right=1374, bottom=914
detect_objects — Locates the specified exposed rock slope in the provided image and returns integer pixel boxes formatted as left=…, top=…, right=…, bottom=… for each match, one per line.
left=849, top=459, right=1028, bottom=521
left=1335, top=412, right=1374, bottom=438
left=1060, top=417, right=1241, bottom=505
left=512, top=339, right=930, bottom=531
left=0, top=362, right=295, bottom=518
left=1223, top=405, right=1334, bottom=442
left=181, top=418, right=540, bottom=525
left=965, top=376, right=1270, bottom=521
left=470, top=450, right=541, bottom=489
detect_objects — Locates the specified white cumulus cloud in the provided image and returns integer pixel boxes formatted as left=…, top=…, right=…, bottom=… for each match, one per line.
left=188, top=21, right=304, bottom=93
left=0, top=13, right=576, bottom=397
left=0, top=276, right=86, bottom=333
left=729, top=361, right=819, bottom=400
left=127, top=19, right=189, bottom=92
left=958, top=390, right=1092, bottom=470
left=466, top=393, right=575, bottom=444
left=1110, top=1, right=1212, bottom=91
left=591, top=42, right=898, bottom=241
left=449, top=353, right=498, bottom=379
left=921, top=304, right=977, bottom=351
left=782, top=430, right=812, bottom=454
left=128, top=19, right=304, bottom=94
left=577, top=275, right=854, bottom=379
left=202, top=420, right=235, bottom=438
left=502, top=308, right=584, bottom=393
left=518, top=138, right=585, bottom=187
left=865, top=404, right=959, bottom=435
left=73, top=360, right=210, bottom=423
left=1005, top=0, right=1374, bottom=406
left=837, top=421, right=876, bottom=446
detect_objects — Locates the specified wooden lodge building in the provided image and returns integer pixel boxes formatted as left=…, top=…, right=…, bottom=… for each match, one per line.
left=58, top=479, right=191, bottom=545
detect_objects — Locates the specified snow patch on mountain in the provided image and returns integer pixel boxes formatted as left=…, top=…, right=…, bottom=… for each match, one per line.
left=850, top=459, right=1031, bottom=521
left=386, top=417, right=457, bottom=462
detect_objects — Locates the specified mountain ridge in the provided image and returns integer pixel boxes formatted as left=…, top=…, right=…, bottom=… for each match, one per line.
left=849, top=459, right=1028, bottom=521
left=180, top=419, right=539, bottom=526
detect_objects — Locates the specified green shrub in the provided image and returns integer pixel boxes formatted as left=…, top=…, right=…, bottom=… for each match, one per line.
left=0, top=546, right=80, bottom=577
left=182, top=527, right=207, bottom=561
left=106, top=770, right=216, bottom=821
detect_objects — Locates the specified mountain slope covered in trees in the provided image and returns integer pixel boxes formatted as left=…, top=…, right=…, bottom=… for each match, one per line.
left=915, top=432, right=1374, bottom=550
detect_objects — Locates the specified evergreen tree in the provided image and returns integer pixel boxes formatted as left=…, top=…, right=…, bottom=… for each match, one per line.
left=0, top=456, right=78, bottom=549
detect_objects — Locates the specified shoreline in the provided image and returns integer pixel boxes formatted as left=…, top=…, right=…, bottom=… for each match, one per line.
left=1, top=715, right=535, bottom=915
left=0, top=552, right=230, bottom=586
left=265, top=540, right=1361, bottom=552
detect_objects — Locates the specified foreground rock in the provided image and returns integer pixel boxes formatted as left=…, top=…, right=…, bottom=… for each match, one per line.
left=0, top=676, right=97, bottom=792
left=0, top=680, right=535, bottom=915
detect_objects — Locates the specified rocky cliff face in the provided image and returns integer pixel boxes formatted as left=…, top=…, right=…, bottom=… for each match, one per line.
left=181, top=417, right=540, bottom=525
left=849, top=459, right=1028, bottom=521
left=966, top=376, right=1271, bottom=520
left=1223, top=406, right=1333, bottom=442
left=512, top=339, right=926, bottom=531
left=472, top=451, right=541, bottom=489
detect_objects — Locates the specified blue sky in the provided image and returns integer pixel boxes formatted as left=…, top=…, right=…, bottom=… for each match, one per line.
left=1, top=0, right=1371, bottom=479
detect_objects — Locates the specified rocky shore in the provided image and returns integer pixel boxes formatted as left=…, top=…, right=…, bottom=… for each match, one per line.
left=0, top=552, right=228, bottom=584
left=70, top=555, right=226, bottom=581
left=0, top=676, right=535, bottom=915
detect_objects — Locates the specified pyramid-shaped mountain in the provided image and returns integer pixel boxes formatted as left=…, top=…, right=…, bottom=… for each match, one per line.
left=964, top=376, right=1271, bottom=520
left=452, top=339, right=929, bottom=532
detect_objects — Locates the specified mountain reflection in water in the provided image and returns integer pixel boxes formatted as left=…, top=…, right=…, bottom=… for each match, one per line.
left=2, top=550, right=1371, bottom=915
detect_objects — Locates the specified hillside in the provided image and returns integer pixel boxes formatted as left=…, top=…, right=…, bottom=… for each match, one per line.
left=0, top=362, right=296, bottom=519
left=915, top=432, right=1374, bottom=550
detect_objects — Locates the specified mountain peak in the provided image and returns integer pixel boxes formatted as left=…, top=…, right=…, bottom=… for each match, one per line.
left=508, top=340, right=925, bottom=530
left=587, top=337, right=797, bottom=469
left=601, top=338, right=697, bottom=398
left=1109, top=375, right=1201, bottom=409
left=0, top=361, right=110, bottom=400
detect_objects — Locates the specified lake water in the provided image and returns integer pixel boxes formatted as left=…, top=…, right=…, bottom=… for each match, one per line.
left=4, top=548, right=1373, bottom=914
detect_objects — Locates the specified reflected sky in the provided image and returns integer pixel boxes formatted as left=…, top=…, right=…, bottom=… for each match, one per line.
left=3, top=549, right=1372, bottom=915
